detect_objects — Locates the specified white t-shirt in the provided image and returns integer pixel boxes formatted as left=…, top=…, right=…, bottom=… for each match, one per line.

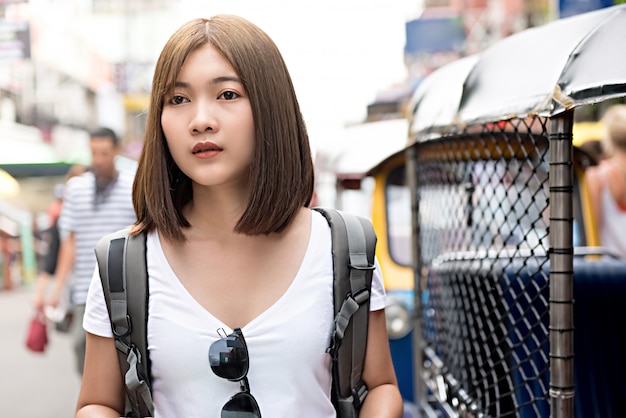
left=84, top=209, right=386, bottom=417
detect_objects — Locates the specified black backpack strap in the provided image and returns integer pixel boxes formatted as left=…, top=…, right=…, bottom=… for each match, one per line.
left=314, top=207, right=377, bottom=418
left=95, top=229, right=153, bottom=418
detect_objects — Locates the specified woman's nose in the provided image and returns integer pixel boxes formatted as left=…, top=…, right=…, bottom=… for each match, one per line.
left=190, top=101, right=218, bottom=133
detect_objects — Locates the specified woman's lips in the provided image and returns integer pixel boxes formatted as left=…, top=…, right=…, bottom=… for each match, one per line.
left=192, top=141, right=223, bottom=158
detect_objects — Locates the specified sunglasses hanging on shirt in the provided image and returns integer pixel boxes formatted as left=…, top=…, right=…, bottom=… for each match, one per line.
left=209, top=328, right=262, bottom=418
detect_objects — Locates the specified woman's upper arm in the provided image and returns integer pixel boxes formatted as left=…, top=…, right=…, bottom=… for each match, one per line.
left=360, top=309, right=403, bottom=417
left=76, top=332, right=126, bottom=416
left=362, top=309, right=398, bottom=388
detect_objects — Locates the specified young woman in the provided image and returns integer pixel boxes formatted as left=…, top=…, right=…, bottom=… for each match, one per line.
left=76, top=15, right=402, bottom=417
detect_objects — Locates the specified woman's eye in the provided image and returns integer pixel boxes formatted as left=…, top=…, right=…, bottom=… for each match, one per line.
left=220, top=91, right=240, bottom=100
left=169, top=95, right=188, bottom=105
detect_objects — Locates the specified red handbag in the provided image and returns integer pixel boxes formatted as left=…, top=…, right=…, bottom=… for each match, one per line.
left=26, top=312, right=48, bottom=353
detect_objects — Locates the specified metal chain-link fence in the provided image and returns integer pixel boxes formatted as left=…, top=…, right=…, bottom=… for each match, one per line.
left=416, top=117, right=551, bottom=417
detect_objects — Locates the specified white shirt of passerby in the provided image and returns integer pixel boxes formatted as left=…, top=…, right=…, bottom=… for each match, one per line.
left=58, top=171, right=135, bottom=305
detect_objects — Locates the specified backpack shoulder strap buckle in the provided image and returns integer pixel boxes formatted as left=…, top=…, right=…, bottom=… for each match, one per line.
left=351, top=382, right=369, bottom=409
left=112, top=314, right=132, bottom=338
left=352, top=288, right=370, bottom=305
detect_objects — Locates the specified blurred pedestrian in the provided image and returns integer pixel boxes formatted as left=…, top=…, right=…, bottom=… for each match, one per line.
left=76, top=15, right=402, bottom=418
left=33, top=164, right=88, bottom=329
left=586, top=104, right=626, bottom=259
left=51, top=127, right=136, bottom=375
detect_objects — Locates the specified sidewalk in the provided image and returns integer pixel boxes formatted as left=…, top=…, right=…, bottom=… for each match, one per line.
left=0, top=285, right=81, bottom=418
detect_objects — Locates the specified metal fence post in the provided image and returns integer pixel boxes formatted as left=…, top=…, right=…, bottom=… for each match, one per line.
left=548, top=110, right=575, bottom=418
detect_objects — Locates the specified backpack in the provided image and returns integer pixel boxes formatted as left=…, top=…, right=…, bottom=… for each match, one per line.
left=94, top=207, right=376, bottom=418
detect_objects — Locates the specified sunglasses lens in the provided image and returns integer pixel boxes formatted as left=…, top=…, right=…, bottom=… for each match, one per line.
left=221, top=392, right=261, bottom=418
left=209, top=334, right=249, bottom=381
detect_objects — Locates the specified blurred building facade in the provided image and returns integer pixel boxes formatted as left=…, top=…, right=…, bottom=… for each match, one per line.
left=0, top=0, right=173, bottom=157
left=1, top=0, right=618, bottom=145
left=0, top=0, right=176, bottom=287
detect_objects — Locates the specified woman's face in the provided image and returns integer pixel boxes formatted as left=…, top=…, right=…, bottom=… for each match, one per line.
left=161, top=44, right=255, bottom=191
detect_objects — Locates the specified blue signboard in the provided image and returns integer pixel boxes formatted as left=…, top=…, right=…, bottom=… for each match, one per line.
left=405, top=16, right=466, bottom=55
left=559, top=0, right=614, bottom=18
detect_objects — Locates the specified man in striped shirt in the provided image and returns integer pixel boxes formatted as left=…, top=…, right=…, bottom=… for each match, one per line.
left=52, top=127, right=136, bottom=374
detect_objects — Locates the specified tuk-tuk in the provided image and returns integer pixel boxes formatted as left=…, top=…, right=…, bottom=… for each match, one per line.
left=407, top=4, right=626, bottom=418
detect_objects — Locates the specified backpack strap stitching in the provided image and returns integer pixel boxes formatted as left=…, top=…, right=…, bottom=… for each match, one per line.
left=122, top=231, right=153, bottom=416
left=108, top=237, right=131, bottom=337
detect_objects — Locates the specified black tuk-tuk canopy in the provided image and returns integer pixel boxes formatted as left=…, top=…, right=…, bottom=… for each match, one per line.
left=409, top=4, right=626, bottom=142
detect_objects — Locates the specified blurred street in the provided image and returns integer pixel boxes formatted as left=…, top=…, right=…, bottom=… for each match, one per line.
left=0, top=285, right=81, bottom=418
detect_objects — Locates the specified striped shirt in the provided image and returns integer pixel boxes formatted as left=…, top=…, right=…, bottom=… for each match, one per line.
left=59, top=170, right=136, bottom=305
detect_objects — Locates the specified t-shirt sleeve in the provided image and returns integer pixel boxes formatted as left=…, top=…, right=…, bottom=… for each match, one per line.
left=83, top=266, right=114, bottom=338
left=369, top=257, right=386, bottom=311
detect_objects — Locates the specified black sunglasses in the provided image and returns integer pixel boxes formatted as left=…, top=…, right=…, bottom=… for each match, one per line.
left=209, top=328, right=262, bottom=418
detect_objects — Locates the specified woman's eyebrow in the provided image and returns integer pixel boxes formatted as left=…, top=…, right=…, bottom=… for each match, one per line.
left=174, top=76, right=242, bottom=89
left=210, top=76, right=242, bottom=85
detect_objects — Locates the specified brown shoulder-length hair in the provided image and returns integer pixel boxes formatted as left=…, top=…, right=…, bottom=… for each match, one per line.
left=133, top=15, right=314, bottom=242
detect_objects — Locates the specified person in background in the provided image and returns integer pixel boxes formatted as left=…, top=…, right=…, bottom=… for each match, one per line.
left=50, top=127, right=136, bottom=374
left=33, top=164, right=88, bottom=329
left=586, top=104, right=626, bottom=259
left=76, top=15, right=402, bottom=417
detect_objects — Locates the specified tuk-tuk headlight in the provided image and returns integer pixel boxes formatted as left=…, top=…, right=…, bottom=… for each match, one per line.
left=385, top=298, right=412, bottom=340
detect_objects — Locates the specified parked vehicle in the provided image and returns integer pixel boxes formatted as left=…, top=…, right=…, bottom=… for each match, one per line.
left=406, top=4, right=626, bottom=418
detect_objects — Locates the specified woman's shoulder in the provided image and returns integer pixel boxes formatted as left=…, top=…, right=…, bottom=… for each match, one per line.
left=308, top=208, right=336, bottom=236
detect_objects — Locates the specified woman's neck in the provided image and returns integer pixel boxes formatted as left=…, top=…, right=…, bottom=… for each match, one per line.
left=183, top=185, right=249, bottom=239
